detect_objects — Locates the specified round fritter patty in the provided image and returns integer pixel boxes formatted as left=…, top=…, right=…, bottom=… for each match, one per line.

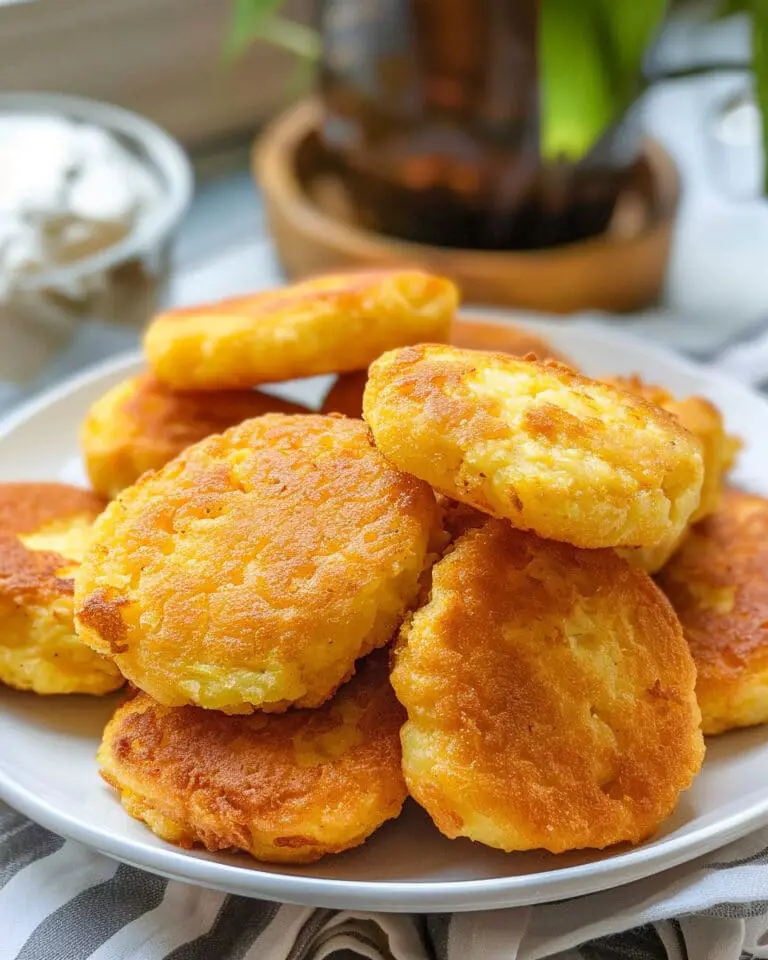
left=658, top=488, right=768, bottom=735
left=76, top=414, right=440, bottom=713
left=391, top=519, right=704, bottom=853
left=144, top=269, right=457, bottom=390
left=99, top=653, right=406, bottom=863
left=364, top=345, right=704, bottom=549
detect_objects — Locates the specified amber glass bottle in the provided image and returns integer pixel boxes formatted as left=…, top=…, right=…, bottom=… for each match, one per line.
left=317, top=0, right=638, bottom=250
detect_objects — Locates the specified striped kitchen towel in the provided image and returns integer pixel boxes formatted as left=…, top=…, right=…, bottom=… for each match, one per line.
left=1, top=800, right=768, bottom=960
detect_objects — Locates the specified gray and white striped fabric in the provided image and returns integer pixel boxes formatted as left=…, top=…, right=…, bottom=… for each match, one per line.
left=2, top=799, right=768, bottom=960
left=5, top=321, right=768, bottom=960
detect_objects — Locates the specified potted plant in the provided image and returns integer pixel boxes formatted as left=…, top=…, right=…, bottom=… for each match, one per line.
left=231, top=0, right=767, bottom=308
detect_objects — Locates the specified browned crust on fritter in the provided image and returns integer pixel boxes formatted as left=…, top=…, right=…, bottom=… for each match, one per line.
left=0, top=483, right=105, bottom=536
left=450, top=317, right=573, bottom=365
left=371, top=345, right=685, bottom=447
left=392, top=520, right=704, bottom=852
left=0, top=536, right=74, bottom=599
left=77, top=587, right=129, bottom=653
left=76, top=413, right=440, bottom=712
left=657, top=488, right=768, bottom=692
left=99, top=654, right=407, bottom=862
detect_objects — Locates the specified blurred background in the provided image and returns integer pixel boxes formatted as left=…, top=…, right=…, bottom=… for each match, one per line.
left=2, top=0, right=768, bottom=408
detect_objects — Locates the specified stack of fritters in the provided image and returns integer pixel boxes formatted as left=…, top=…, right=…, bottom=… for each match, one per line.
left=77, top=269, right=455, bottom=862
left=29, top=265, right=758, bottom=865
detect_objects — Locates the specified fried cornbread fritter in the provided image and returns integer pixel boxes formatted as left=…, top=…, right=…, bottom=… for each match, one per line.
left=364, top=345, right=705, bottom=549
left=98, top=654, right=406, bottom=863
left=657, top=489, right=768, bottom=735
left=144, top=269, right=457, bottom=390
left=0, top=483, right=123, bottom=695
left=450, top=317, right=572, bottom=364
left=608, top=376, right=739, bottom=572
left=76, top=414, right=440, bottom=713
left=81, top=373, right=308, bottom=498
left=321, top=319, right=573, bottom=420
left=391, top=520, right=704, bottom=853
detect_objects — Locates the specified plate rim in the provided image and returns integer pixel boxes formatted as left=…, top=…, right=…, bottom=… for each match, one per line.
left=2, top=320, right=768, bottom=911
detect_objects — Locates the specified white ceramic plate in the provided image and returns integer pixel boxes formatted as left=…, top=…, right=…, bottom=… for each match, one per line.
left=1, top=317, right=768, bottom=913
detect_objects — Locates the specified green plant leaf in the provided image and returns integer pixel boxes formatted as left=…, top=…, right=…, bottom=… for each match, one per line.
left=750, top=0, right=768, bottom=191
left=225, top=0, right=286, bottom=58
left=540, top=0, right=615, bottom=160
left=716, top=0, right=750, bottom=15
left=716, top=0, right=768, bottom=191
left=540, top=0, right=669, bottom=161
left=256, top=17, right=322, bottom=60
left=595, top=0, right=669, bottom=102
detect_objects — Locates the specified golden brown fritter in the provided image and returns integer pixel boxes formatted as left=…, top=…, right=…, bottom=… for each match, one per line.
left=657, top=488, right=768, bottom=735
left=0, top=483, right=123, bottom=695
left=98, top=653, right=407, bottom=863
left=76, top=414, right=440, bottom=714
left=450, top=317, right=573, bottom=365
left=364, top=345, right=704, bottom=550
left=391, top=520, right=704, bottom=854
left=81, top=373, right=308, bottom=498
left=144, top=269, right=457, bottom=390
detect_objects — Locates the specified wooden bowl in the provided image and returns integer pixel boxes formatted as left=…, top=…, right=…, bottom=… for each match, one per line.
left=254, top=98, right=679, bottom=313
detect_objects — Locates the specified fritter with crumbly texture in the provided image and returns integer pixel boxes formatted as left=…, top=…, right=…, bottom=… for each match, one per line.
left=0, top=483, right=123, bottom=695
left=98, top=654, right=406, bottom=863
left=81, top=373, right=308, bottom=498
left=75, top=414, right=440, bottom=713
left=391, top=520, right=705, bottom=853
left=364, top=345, right=704, bottom=549
left=658, top=488, right=768, bottom=735
left=144, top=270, right=457, bottom=390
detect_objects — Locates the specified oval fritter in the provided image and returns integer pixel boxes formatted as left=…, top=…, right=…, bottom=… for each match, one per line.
left=0, top=483, right=123, bottom=695
left=364, top=345, right=705, bottom=549
left=98, top=654, right=406, bottom=863
left=81, top=373, right=308, bottom=498
left=75, top=414, right=440, bottom=713
left=657, top=488, right=768, bottom=735
left=144, top=269, right=457, bottom=390
left=391, top=519, right=704, bottom=853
